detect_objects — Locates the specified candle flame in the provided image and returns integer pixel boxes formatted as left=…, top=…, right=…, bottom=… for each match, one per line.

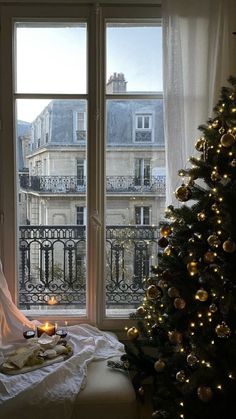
left=48, top=296, right=57, bottom=305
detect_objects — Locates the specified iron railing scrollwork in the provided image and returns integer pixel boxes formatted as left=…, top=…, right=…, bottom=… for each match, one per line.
left=19, top=225, right=159, bottom=309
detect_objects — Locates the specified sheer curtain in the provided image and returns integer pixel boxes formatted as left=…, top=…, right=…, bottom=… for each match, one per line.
left=162, top=0, right=236, bottom=205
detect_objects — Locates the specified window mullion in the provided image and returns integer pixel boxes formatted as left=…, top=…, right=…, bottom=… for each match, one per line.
left=87, top=3, right=105, bottom=326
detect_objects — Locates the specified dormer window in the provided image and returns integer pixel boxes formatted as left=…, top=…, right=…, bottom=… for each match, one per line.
left=75, top=111, right=86, bottom=142
left=135, top=113, right=153, bottom=142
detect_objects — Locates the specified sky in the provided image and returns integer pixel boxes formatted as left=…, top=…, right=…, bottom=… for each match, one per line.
left=16, top=24, right=162, bottom=122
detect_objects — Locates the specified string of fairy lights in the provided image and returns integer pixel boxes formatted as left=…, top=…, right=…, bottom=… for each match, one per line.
left=125, top=86, right=236, bottom=418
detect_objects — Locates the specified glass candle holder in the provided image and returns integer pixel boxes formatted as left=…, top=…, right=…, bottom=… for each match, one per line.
left=37, top=322, right=55, bottom=337
left=55, top=321, right=68, bottom=338
left=23, top=324, right=35, bottom=339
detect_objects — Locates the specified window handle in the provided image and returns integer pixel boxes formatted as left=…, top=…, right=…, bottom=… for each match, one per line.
left=90, top=213, right=102, bottom=227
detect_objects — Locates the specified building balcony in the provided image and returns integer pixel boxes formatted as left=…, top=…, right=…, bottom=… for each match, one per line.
left=19, top=174, right=166, bottom=195
left=19, top=224, right=159, bottom=309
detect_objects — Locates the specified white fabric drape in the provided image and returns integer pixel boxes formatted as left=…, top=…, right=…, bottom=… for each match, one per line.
left=162, top=0, right=236, bottom=205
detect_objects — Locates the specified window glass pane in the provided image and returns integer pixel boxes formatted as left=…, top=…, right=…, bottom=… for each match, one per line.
left=16, top=99, right=87, bottom=314
left=15, top=23, right=87, bottom=94
left=105, top=99, right=165, bottom=317
left=106, top=23, right=162, bottom=94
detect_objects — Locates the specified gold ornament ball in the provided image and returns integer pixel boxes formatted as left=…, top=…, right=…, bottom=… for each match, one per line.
left=209, top=303, right=218, bottom=313
left=187, top=261, right=199, bottom=276
left=223, top=238, right=236, bottom=253
left=147, top=284, right=162, bottom=300
left=168, top=330, right=182, bottom=344
left=195, top=289, right=209, bottom=302
left=160, top=225, right=172, bottom=238
left=207, top=234, right=220, bottom=248
left=204, top=251, right=215, bottom=263
left=158, top=279, right=168, bottom=289
left=195, top=137, right=206, bottom=152
left=168, top=287, right=180, bottom=298
left=176, top=370, right=186, bottom=382
left=163, top=245, right=173, bottom=256
left=197, top=386, right=213, bottom=402
left=187, top=353, right=198, bottom=366
left=136, top=306, right=146, bottom=316
left=175, top=185, right=192, bottom=202
left=220, top=133, right=235, bottom=148
left=197, top=212, right=206, bottom=221
left=230, top=159, right=236, bottom=167
left=174, top=297, right=186, bottom=309
left=215, top=322, right=231, bottom=338
left=211, top=203, right=219, bottom=212
left=154, top=359, right=166, bottom=372
left=127, top=327, right=139, bottom=340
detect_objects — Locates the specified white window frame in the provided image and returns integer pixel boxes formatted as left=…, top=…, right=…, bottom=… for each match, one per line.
left=0, top=2, right=162, bottom=333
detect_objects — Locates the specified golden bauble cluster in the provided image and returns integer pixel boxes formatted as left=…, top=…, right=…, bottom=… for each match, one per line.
left=215, top=322, right=231, bottom=338
left=197, top=385, right=213, bottom=402
left=222, top=238, right=236, bottom=253
left=195, top=289, right=208, bottom=302
left=127, top=326, right=139, bottom=340
left=220, top=133, right=235, bottom=147
left=175, top=184, right=192, bottom=202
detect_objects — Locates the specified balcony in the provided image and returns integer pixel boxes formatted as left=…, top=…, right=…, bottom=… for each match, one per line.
left=19, top=174, right=166, bottom=195
left=19, top=225, right=159, bottom=309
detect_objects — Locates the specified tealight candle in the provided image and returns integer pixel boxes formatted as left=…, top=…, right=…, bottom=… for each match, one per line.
left=37, top=322, right=55, bottom=337
left=55, top=321, right=68, bottom=338
left=23, top=329, right=35, bottom=339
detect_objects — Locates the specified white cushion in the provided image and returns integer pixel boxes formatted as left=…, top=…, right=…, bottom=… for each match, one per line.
left=72, top=357, right=138, bottom=419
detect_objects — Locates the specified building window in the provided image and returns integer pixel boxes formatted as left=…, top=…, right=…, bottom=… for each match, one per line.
left=75, top=112, right=86, bottom=142
left=135, top=114, right=153, bottom=142
left=1, top=3, right=163, bottom=329
left=76, top=158, right=86, bottom=187
left=135, top=158, right=151, bottom=186
left=135, top=206, right=151, bottom=225
left=76, top=206, right=85, bottom=225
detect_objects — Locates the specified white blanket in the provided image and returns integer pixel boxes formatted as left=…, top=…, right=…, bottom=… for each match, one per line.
left=0, top=324, right=124, bottom=419
left=0, top=260, right=124, bottom=418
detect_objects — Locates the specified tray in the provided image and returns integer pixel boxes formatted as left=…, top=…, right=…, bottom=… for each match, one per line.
left=0, top=351, right=72, bottom=375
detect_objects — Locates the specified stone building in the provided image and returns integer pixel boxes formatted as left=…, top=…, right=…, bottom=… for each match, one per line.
left=18, top=73, right=166, bottom=309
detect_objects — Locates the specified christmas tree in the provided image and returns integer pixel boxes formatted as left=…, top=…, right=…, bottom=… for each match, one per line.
left=110, top=77, right=236, bottom=419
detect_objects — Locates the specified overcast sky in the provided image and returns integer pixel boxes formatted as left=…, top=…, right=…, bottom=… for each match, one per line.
left=16, top=24, right=162, bottom=122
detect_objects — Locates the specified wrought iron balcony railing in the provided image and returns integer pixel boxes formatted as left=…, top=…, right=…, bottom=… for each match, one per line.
left=19, top=174, right=166, bottom=195
left=19, top=224, right=159, bottom=309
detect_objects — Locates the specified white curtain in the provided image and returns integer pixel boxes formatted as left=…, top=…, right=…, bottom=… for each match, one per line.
left=162, top=0, right=236, bottom=205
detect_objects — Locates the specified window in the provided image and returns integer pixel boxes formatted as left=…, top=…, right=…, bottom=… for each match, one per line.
left=135, top=113, right=153, bottom=142
left=0, top=3, right=163, bottom=331
left=76, top=206, right=85, bottom=225
left=135, top=206, right=151, bottom=225
left=135, top=158, right=151, bottom=186
left=76, top=159, right=86, bottom=187
left=75, top=112, right=86, bottom=142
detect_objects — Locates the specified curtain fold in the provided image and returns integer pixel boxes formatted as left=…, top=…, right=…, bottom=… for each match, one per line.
left=162, top=0, right=236, bottom=205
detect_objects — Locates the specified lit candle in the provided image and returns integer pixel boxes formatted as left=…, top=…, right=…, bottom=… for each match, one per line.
left=48, top=296, right=57, bottom=305
left=37, top=322, right=55, bottom=337
left=55, top=321, right=68, bottom=338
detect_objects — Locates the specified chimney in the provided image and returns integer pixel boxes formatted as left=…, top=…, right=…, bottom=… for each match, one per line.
left=106, top=72, right=127, bottom=93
